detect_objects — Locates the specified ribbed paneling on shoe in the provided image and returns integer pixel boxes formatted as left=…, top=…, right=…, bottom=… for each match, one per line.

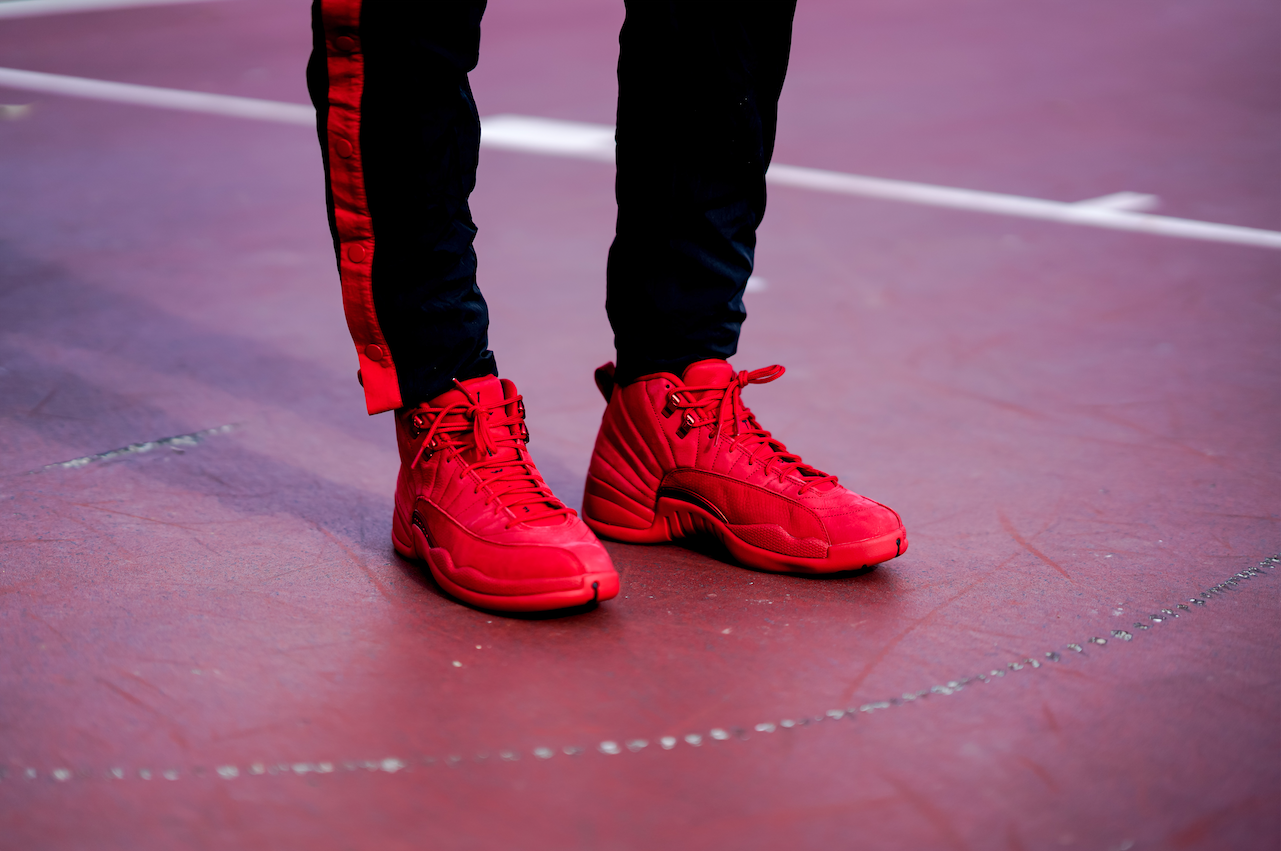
left=587, top=368, right=905, bottom=549
left=583, top=379, right=670, bottom=527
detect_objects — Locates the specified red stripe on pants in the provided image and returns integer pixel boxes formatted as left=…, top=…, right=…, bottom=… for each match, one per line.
left=320, top=0, right=402, bottom=415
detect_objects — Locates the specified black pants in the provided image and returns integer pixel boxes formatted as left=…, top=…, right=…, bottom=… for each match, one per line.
left=308, top=1, right=796, bottom=413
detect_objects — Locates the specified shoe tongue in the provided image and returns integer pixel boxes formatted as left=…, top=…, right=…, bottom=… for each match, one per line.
left=428, top=374, right=506, bottom=411
left=458, top=375, right=527, bottom=464
left=681, top=359, right=734, bottom=388
left=461, top=374, right=506, bottom=407
left=425, top=375, right=517, bottom=458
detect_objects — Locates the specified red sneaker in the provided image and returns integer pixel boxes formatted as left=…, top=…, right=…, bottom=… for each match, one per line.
left=391, top=375, right=619, bottom=612
left=582, top=360, right=907, bottom=573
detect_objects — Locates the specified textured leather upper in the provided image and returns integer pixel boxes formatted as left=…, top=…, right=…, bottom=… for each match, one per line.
left=396, top=375, right=613, bottom=594
left=586, top=360, right=903, bottom=554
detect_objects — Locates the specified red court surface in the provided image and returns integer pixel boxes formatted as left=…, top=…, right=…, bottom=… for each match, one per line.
left=1, top=1, right=1278, bottom=848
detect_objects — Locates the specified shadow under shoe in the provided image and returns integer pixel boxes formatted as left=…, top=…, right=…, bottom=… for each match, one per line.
left=392, top=375, right=619, bottom=613
left=583, top=359, right=907, bottom=574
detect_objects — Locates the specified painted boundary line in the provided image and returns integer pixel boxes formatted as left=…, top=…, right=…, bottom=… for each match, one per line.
left=0, top=67, right=1278, bottom=250
left=0, top=0, right=220, bottom=20
left=481, top=114, right=1281, bottom=250
left=0, top=66, right=313, bottom=123
left=765, top=163, right=1281, bottom=248
left=4, top=554, right=1275, bottom=785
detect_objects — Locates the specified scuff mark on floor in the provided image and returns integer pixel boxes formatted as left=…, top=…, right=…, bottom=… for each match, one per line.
left=34, top=424, right=237, bottom=472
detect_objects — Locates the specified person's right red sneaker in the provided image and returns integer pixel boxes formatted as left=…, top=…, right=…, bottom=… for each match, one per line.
left=582, top=360, right=906, bottom=573
left=392, top=375, right=619, bottom=612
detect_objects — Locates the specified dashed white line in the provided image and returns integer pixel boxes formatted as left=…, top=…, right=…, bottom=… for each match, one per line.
left=7, top=555, right=1272, bottom=787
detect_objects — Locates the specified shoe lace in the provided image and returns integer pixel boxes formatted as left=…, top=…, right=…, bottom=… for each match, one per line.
left=408, top=380, right=574, bottom=526
left=671, top=365, right=839, bottom=495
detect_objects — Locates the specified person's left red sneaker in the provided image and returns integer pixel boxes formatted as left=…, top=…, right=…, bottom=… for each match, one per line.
left=391, top=375, right=619, bottom=612
left=582, top=360, right=907, bottom=573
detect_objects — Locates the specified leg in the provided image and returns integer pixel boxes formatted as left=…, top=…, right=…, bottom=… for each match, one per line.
left=309, top=1, right=618, bottom=611
left=607, top=1, right=797, bottom=385
left=308, top=0, right=495, bottom=415
left=585, top=2, right=908, bottom=573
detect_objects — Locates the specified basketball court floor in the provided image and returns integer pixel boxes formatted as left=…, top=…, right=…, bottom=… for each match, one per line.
left=1, top=0, right=1277, bottom=847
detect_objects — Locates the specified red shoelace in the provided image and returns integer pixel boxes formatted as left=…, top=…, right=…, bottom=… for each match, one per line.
left=408, top=381, right=574, bottom=526
left=670, top=365, right=839, bottom=495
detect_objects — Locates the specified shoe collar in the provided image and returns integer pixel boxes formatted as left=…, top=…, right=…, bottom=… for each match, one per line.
left=680, top=359, right=735, bottom=388
left=427, top=374, right=507, bottom=410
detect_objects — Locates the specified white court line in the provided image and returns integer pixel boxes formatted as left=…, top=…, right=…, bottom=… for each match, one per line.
left=478, top=116, right=1281, bottom=249
left=763, top=165, right=1279, bottom=249
left=0, top=0, right=220, bottom=19
left=480, top=113, right=614, bottom=161
left=0, top=67, right=1277, bottom=250
left=0, top=66, right=313, bottom=123
left=1072, top=191, right=1160, bottom=212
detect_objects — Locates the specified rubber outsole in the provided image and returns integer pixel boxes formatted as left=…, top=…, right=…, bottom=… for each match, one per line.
left=584, top=495, right=907, bottom=574
left=392, top=507, right=619, bottom=613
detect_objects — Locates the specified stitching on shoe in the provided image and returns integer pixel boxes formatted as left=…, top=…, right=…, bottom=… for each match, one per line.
left=612, top=394, right=667, bottom=479
left=659, top=467, right=828, bottom=542
left=587, top=473, right=656, bottom=518
left=638, top=384, right=679, bottom=464
left=591, top=449, right=658, bottom=507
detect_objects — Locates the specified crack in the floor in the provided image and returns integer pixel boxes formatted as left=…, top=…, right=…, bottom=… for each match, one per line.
left=32, top=424, right=237, bottom=472
left=3, top=553, right=1275, bottom=784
